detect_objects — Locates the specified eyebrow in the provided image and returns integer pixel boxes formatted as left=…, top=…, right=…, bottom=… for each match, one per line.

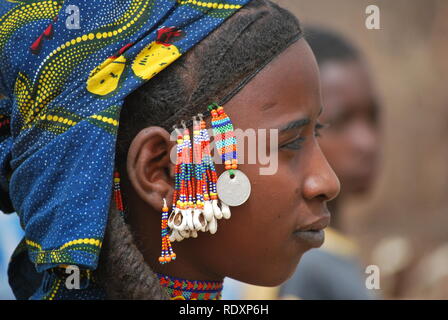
left=277, top=104, right=324, bottom=134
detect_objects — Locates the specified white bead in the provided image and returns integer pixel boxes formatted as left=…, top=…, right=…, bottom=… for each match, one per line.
left=167, top=208, right=178, bottom=229
left=203, top=200, right=214, bottom=221
left=175, top=230, right=184, bottom=242
left=212, top=199, right=223, bottom=219
left=173, top=209, right=186, bottom=231
left=169, top=230, right=177, bottom=242
left=170, top=229, right=184, bottom=242
left=185, top=209, right=194, bottom=230
left=221, top=201, right=231, bottom=219
left=193, top=209, right=206, bottom=231
left=179, top=229, right=190, bottom=238
left=208, top=216, right=218, bottom=234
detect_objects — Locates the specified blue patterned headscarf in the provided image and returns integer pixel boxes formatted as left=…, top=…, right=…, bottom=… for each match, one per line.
left=0, top=0, right=251, bottom=274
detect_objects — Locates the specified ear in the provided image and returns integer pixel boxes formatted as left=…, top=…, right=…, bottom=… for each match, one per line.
left=126, top=126, right=175, bottom=211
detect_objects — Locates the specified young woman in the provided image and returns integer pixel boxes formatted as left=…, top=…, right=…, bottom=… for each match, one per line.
left=1, top=0, right=339, bottom=299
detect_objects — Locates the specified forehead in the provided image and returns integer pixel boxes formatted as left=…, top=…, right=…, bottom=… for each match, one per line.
left=223, top=38, right=321, bottom=129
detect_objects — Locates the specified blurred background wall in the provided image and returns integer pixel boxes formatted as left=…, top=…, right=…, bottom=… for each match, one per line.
left=275, top=0, right=448, bottom=298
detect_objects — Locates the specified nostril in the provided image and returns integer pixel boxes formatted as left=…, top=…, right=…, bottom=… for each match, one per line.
left=317, top=194, right=328, bottom=201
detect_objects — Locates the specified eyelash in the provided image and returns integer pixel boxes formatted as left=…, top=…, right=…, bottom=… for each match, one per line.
left=282, top=122, right=326, bottom=150
left=314, top=122, right=326, bottom=137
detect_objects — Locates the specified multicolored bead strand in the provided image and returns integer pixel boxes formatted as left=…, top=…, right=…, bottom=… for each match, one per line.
left=175, top=125, right=190, bottom=233
left=176, top=125, right=189, bottom=232
left=181, top=123, right=195, bottom=233
left=168, top=126, right=183, bottom=229
left=192, top=118, right=203, bottom=208
left=168, top=126, right=188, bottom=243
left=207, top=104, right=234, bottom=219
left=113, top=171, right=125, bottom=217
left=159, top=198, right=176, bottom=264
left=192, top=116, right=207, bottom=230
left=157, top=273, right=223, bottom=300
left=208, top=103, right=238, bottom=176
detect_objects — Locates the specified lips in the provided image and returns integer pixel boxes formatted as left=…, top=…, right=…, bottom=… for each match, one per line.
left=293, top=215, right=330, bottom=248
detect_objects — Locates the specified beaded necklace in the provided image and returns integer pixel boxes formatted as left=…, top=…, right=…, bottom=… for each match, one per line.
left=157, top=273, right=223, bottom=300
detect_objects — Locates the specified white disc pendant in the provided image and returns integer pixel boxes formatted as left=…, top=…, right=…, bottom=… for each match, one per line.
left=216, top=169, right=251, bottom=206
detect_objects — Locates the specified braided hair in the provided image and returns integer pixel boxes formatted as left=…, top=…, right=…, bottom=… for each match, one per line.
left=97, top=0, right=303, bottom=299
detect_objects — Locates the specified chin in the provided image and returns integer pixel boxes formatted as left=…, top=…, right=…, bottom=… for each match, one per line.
left=250, top=253, right=305, bottom=287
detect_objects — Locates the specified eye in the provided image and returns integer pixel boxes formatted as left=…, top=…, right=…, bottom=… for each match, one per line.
left=281, top=136, right=305, bottom=150
left=281, top=122, right=329, bottom=150
left=315, top=122, right=329, bottom=137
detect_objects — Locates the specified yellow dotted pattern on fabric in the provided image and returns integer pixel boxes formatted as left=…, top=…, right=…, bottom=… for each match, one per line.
left=19, top=0, right=150, bottom=130
left=26, top=239, right=42, bottom=250
left=0, top=1, right=61, bottom=50
left=91, top=114, right=119, bottom=126
left=59, top=238, right=102, bottom=249
left=32, top=107, right=119, bottom=135
left=27, top=237, right=101, bottom=251
left=33, top=107, right=82, bottom=135
left=43, top=0, right=147, bottom=55
left=177, top=0, right=242, bottom=9
left=103, top=0, right=148, bottom=29
left=41, top=114, right=77, bottom=126
left=45, top=278, right=62, bottom=300
left=31, top=238, right=102, bottom=264
left=14, top=72, right=34, bottom=126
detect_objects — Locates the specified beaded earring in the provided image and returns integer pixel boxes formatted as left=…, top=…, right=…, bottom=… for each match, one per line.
left=111, top=103, right=251, bottom=267
left=208, top=103, right=251, bottom=207
left=163, top=102, right=251, bottom=264
left=158, top=198, right=176, bottom=264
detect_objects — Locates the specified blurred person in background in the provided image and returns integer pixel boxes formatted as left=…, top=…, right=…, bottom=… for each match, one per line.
left=279, top=27, right=381, bottom=300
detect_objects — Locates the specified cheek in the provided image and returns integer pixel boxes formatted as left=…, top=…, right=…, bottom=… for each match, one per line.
left=244, top=158, right=301, bottom=235
left=216, top=170, right=296, bottom=252
left=203, top=160, right=308, bottom=285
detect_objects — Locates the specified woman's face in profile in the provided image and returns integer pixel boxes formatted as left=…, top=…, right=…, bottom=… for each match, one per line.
left=170, top=39, right=340, bottom=286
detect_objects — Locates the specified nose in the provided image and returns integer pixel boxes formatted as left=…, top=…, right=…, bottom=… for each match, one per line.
left=302, top=142, right=340, bottom=202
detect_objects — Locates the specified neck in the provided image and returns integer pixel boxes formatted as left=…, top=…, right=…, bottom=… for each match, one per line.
left=157, top=272, right=223, bottom=300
